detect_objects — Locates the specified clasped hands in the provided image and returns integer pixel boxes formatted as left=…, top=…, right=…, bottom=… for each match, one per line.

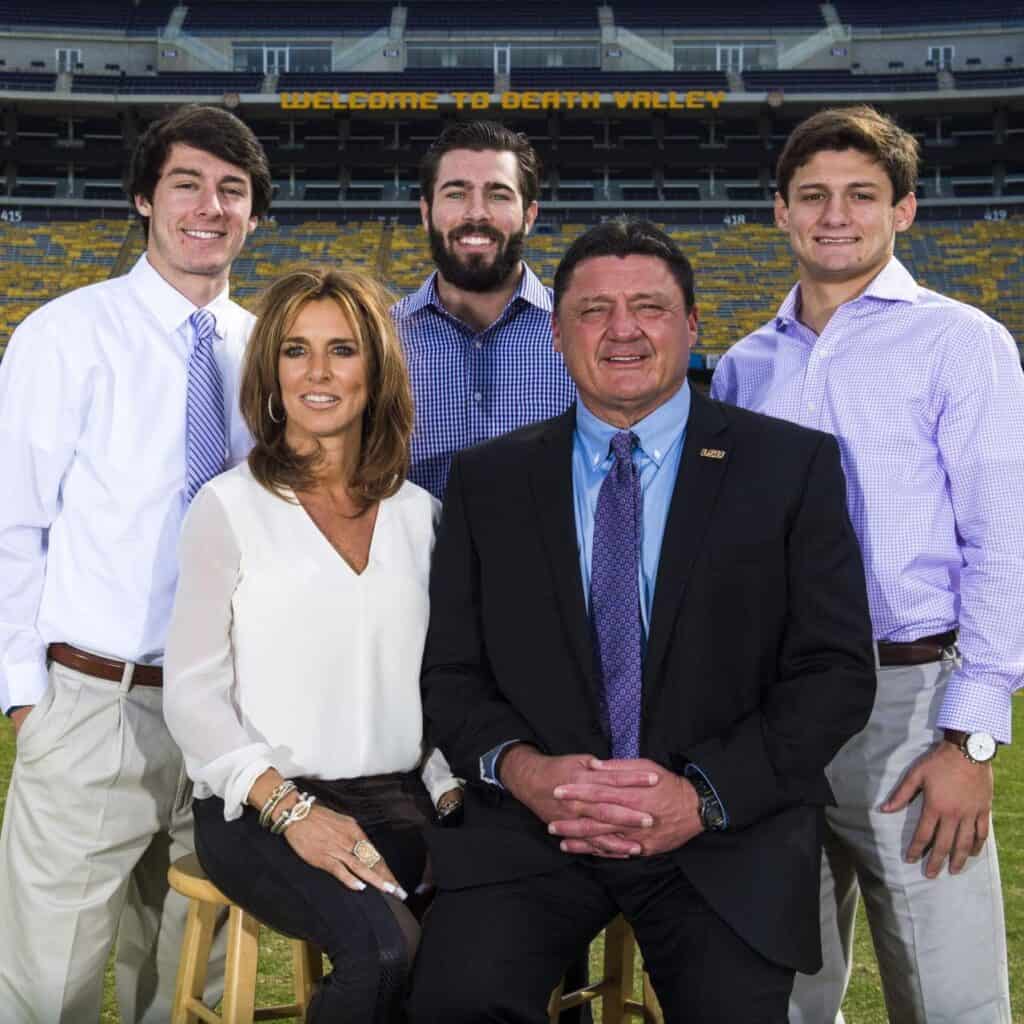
left=500, top=745, right=703, bottom=859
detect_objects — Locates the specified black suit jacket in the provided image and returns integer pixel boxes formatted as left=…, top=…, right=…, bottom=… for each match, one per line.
left=422, top=390, right=875, bottom=972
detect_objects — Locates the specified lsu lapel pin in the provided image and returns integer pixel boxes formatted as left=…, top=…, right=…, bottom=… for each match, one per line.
left=700, top=448, right=727, bottom=460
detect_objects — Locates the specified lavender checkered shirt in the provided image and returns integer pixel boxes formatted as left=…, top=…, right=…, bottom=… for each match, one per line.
left=393, top=265, right=575, bottom=500
left=712, top=257, right=1024, bottom=743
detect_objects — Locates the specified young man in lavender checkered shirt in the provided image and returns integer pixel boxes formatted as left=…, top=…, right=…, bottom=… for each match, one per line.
left=393, top=121, right=575, bottom=501
left=712, top=104, right=1020, bottom=1024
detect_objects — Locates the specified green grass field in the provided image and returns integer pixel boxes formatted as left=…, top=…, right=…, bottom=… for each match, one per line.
left=1, top=705, right=1020, bottom=1022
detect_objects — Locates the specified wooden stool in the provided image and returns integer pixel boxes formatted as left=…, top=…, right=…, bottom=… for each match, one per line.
left=547, top=915, right=664, bottom=1024
left=168, top=853, right=323, bottom=1024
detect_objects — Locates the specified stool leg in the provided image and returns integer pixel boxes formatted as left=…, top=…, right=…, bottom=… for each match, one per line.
left=546, top=977, right=567, bottom=1024
left=220, top=905, right=260, bottom=1024
left=172, top=899, right=219, bottom=1024
left=601, top=916, right=635, bottom=1024
left=642, top=970, right=665, bottom=1024
left=293, top=940, right=324, bottom=1013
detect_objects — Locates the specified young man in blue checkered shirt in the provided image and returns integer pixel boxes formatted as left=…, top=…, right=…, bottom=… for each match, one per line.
left=393, top=121, right=575, bottom=500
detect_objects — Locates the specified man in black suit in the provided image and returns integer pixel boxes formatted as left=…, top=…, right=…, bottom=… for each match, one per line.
left=408, top=220, right=876, bottom=1023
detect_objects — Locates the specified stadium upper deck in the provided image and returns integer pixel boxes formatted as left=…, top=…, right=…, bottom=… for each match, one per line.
left=0, top=1, right=1020, bottom=213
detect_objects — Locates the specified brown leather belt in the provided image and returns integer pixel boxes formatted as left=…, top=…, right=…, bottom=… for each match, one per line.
left=877, top=630, right=957, bottom=668
left=47, top=643, right=163, bottom=688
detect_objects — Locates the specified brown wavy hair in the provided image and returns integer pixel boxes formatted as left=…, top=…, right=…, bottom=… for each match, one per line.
left=775, top=105, right=920, bottom=206
left=239, top=266, right=412, bottom=506
left=126, top=104, right=272, bottom=239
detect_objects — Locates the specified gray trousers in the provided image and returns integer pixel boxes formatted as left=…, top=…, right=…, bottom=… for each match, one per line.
left=789, top=654, right=1011, bottom=1024
left=0, top=660, right=224, bottom=1023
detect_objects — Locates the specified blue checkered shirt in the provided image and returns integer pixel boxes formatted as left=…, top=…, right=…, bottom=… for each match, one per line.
left=712, top=258, right=1024, bottom=742
left=393, top=264, right=575, bottom=499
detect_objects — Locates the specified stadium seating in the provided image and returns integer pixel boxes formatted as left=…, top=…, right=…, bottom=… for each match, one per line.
left=184, top=2, right=389, bottom=32
left=2, top=219, right=1021, bottom=363
left=508, top=69, right=730, bottom=90
left=71, top=72, right=263, bottom=95
left=833, top=1, right=1023, bottom=24
left=0, top=0, right=175, bottom=31
left=614, top=1, right=825, bottom=28
left=230, top=220, right=386, bottom=306
left=278, top=69, right=494, bottom=91
left=404, top=2, right=598, bottom=30
left=742, top=70, right=938, bottom=93
left=953, top=68, right=1024, bottom=89
left=0, top=219, right=131, bottom=353
left=0, top=72, right=56, bottom=92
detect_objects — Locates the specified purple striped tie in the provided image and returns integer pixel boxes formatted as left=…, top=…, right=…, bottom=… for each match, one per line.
left=590, top=430, right=643, bottom=759
left=185, top=309, right=226, bottom=502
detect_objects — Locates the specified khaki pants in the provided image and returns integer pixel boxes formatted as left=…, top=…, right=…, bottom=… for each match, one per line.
left=0, top=660, right=224, bottom=1023
left=789, top=655, right=1011, bottom=1024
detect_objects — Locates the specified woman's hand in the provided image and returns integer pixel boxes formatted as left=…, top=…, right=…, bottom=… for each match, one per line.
left=285, top=804, right=407, bottom=900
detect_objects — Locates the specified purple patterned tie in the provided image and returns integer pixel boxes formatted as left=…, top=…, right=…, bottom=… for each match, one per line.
left=185, top=308, right=227, bottom=502
left=590, top=430, right=643, bottom=759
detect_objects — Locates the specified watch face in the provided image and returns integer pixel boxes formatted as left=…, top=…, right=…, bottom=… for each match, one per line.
left=965, top=733, right=997, bottom=762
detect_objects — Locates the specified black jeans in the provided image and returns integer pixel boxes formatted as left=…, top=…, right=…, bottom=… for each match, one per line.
left=194, top=781, right=430, bottom=1024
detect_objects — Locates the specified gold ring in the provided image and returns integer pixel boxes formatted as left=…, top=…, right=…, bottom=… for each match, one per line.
left=352, top=839, right=382, bottom=868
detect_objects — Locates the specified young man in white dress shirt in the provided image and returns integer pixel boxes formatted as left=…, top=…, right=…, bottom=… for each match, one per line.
left=0, top=104, right=271, bottom=1023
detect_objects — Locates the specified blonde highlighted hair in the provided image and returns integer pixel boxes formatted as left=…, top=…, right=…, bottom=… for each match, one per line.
left=239, top=265, right=413, bottom=505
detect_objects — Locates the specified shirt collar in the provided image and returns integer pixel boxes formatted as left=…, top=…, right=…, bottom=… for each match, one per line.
left=406, top=262, right=553, bottom=320
left=775, top=256, right=918, bottom=331
left=128, top=253, right=233, bottom=338
left=576, top=379, right=691, bottom=470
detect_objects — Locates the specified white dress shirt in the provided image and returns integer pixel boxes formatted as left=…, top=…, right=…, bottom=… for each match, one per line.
left=0, top=254, right=254, bottom=712
left=163, top=463, right=456, bottom=820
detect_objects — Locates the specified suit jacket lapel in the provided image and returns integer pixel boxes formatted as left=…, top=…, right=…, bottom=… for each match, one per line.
left=644, top=391, right=731, bottom=692
left=528, top=406, right=595, bottom=690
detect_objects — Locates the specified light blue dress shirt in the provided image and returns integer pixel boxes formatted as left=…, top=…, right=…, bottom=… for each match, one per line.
left=571, top=381, right=691, bottom=638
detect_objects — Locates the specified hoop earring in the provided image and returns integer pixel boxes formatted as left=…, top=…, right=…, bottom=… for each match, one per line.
left=267, top=392, right=285, bottom=424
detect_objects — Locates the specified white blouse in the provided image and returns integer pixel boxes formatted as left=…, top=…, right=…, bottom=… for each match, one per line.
left=163, top=462, right=457, bottom=820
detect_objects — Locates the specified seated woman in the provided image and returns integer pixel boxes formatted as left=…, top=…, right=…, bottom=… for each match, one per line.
left=164, top=266, right=461, bottom=1023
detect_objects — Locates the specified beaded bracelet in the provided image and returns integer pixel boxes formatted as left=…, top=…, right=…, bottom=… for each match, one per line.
left=270, top=792, right=317, bottom=835
left=258, top=779, right=296, bottom=830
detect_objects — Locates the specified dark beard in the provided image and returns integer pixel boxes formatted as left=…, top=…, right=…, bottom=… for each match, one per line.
left=428, top=220, right=526, bottom=293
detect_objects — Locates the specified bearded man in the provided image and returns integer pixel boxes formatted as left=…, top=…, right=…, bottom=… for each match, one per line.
left=393, top=120, right=574, bottom=500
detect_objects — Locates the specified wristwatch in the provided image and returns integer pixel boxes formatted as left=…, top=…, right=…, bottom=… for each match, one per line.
left=945, top=729, right=998, bottom=764
left=435, top=788, right=464, bottom=828
left=689, top=773, right=727, bottom=832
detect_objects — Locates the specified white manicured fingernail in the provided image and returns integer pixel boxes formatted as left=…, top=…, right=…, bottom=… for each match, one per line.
left=395, top=886, right=409, bottom=901
left=354, top=881, right=367, bottom=890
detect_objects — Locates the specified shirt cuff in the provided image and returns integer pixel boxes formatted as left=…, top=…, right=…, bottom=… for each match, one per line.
left=479, top=739, right=522, bottom=789
left=2, top=660, right=51, bottom=716
left=935, top=674, right=1013, bottom=745
left=684, top=762, right=729, bottom=829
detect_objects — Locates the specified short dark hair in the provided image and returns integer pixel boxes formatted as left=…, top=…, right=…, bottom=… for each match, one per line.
left=775, top=105, right=920, bottom=205
left=553, top=219, right=695, bottom=312
left=419, top=120, right=541, bottom=207
left=125, top=104, right=272, bottom=237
